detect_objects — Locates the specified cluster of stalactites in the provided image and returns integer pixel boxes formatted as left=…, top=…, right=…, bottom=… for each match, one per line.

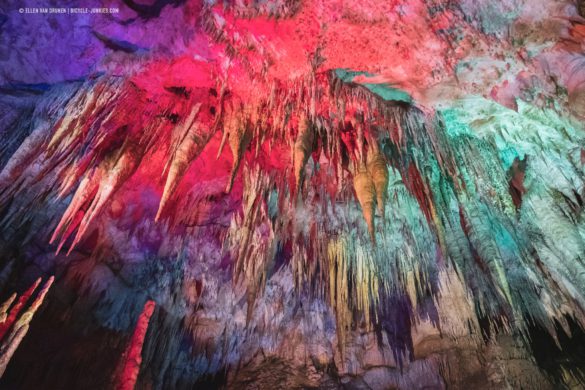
left=0, top=69, right=448, bottom=363
left=219, top=92, right=585, bottom=373
left=6, top=64, right=585, bottom=380
left=207, top=0, right=301, bottom=19
left=3, top=70, right=407, bottom=257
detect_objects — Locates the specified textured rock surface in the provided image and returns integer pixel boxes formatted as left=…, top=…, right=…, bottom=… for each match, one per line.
left=0, top=0, right=585, bottom=389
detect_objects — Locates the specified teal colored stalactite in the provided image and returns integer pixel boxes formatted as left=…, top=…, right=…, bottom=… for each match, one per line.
left=430, top=98, right=585, bottom=338
left=333, top=69, right=413, bottom=104
left=327, top=93, right=585, bottom=373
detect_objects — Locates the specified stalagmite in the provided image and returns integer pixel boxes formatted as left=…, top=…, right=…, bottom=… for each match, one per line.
left=0, top=326, right=26, bottom=379
left=353, top=165, right=377, bottom=243
left=0, top=294, right=15, bottom=324
left=115, top=300, right=156, bottom=390
left=0, top=276, right=53, bottom=377
left=0, top=278, right=41, bottom=341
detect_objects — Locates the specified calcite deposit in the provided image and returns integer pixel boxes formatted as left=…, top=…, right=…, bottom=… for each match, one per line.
left=0, top=0, right=584, bottom=388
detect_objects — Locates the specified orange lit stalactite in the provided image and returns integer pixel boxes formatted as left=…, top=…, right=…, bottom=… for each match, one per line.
left=116, top=300, right=156, bottom=390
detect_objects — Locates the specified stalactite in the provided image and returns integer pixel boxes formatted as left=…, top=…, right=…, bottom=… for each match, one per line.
left=52, top=139, right=146, bottom=254
left=353, top=164, right=377, bottom=243
left=367, top=147, right=389, bottom=218
left=292, top=113, right=314, bottom=195
left=218, top=103, right=254, bottom=193
left=157, top=103, right=214, bottom=221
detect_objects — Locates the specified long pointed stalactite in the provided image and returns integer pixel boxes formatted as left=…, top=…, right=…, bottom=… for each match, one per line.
left=1, top=0, right=585, bottom=388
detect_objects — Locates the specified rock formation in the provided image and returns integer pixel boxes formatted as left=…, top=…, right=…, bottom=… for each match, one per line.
left=0, top=0, right=584, bottom=388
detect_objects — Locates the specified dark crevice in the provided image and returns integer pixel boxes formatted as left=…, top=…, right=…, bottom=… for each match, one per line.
left=526, top=315, right=585, bottom=388
left=508, top=156, right=527, bottom=210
